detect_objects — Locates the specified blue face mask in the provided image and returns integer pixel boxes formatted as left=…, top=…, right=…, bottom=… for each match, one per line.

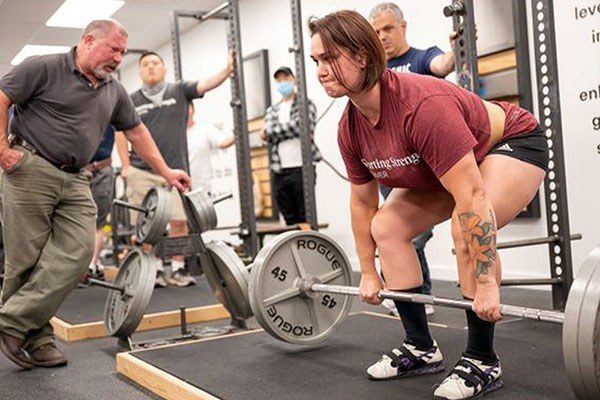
left=276, top=81, right=294, bottom=97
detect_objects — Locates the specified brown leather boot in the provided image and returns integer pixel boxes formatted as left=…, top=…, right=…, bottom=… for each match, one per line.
left=0, top=331, right=33, bottom=370
left=29, top=343, right=68, bottom=367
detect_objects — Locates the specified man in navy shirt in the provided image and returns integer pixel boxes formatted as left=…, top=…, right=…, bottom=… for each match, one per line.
left=369, top=2, right=456, bottom=77
left=368, top=2, right=457, bottom=316
left=86, top=125, right=116, bottom=279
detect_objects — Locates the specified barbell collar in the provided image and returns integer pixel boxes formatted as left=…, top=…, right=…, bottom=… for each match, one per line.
left=309, top=283, right=564, bottom=325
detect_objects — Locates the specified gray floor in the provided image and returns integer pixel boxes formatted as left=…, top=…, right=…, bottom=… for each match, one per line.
left=0, top=280, right=567, bottom=400
left=135, top=314, right=572, bottom=400
left=56, top=275, right=217, bottom=324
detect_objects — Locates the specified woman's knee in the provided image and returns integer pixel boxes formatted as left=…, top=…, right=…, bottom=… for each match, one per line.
left=370, top=209, right=412, bottom=244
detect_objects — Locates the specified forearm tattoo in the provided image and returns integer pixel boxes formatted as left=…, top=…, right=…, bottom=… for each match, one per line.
left=458, top=210, right=497, bottom=277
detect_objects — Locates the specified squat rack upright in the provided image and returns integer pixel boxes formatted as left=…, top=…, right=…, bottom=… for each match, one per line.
left=445, top=0, right=574, bottom=310
left=169, top=1, right=259, bottom=258
left=169, top=0, right=323, bottom=256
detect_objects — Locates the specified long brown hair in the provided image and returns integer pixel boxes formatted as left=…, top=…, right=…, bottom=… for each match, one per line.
left=308, top=10, right=386, bottom=92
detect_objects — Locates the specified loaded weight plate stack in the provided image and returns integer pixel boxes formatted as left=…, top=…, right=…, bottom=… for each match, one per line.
left=248, top=231, right=354, bottom=345
left=135, top=187, right=172, bottom=245
left=563, top=247, right=600, bottom=400
left=103, top=249, right=159, bottom=339
left=184, top=189, right=218, bottom=232
left=204, top=241, right=253, bottom=319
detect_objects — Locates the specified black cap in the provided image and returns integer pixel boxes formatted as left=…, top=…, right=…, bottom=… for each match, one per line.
left=273, top=66, right=294, bottom=78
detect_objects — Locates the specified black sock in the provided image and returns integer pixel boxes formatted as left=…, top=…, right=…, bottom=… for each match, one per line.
left=463, top=297, right=498, bottom=364
left=393, top=286, right=434, bottom=350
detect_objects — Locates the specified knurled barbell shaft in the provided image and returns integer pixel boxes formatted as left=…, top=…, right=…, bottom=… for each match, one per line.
left=113, top=199, right=148, bottom=214
left=309, top=283, right=565, bottom=324
left=87, top=278, right=125, bottom=293
left=212, top=192, right=233, bottom=205
left=496, top=233, right=582, bottom=250
left=451, top=233, right=583, bottom=255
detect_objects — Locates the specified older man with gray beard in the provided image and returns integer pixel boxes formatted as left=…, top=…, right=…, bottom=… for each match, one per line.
left=0, top=19, right=190, bottom=370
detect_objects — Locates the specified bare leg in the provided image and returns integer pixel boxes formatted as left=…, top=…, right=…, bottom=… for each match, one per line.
left=91, top=228, right=104, bottom=267
left=169, top=220, right=188, bottom=266
left=367, top=188, right=454, bottom=375
left=371, top=189, right=454, bottom=289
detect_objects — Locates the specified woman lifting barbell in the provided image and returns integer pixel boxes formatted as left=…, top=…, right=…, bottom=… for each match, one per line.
left=308, top=10, right=548, bottom=400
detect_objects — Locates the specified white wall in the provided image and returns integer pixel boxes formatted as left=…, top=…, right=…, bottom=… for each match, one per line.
left=552, top=1, right=600, bottom=275
left=118, top=0, right=597, bottom=283
left=474, top=0, right=514, bottom=55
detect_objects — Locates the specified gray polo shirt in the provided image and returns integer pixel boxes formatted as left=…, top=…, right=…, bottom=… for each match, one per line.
left=0, top=47, right=140, bottom=168
left=130, top=81, right=201, bottom=172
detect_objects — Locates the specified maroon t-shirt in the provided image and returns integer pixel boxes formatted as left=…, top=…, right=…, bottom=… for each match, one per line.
left=337, top=69, right=538, bottom=190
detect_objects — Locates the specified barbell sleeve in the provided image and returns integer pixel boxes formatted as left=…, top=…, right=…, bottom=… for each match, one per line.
left=309, top=284, right=564, bottom=324
left=212, top=192, right=233, bottom=204
left=113, top=199, right=148, bottom=214
left=87, top=278, right=125, bottom=293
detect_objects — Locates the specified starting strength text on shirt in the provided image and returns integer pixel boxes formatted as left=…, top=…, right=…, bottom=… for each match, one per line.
left=361, top=153, right=421, bottom=179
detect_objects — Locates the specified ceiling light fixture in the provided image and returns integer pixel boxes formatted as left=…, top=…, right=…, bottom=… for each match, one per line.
left=46, top=0, right=125, bottom=29
left=11, top=45, right=71, bottom=65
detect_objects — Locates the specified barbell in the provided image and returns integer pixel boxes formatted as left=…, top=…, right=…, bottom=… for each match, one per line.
left=79, top=248, right=160, bottom=339
left=113, top=187, right=233, bottom=246
left=98, top=187, right=235, bottom=341
left=204, top=230, right=599, bottom=400
left=451, top=233, right=583, bottom=254
left=103, top=248, right=160, bottom=339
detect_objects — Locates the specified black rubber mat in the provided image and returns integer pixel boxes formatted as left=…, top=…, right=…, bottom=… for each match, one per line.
left=56, top=276, right=218, bottom=324
left=133, top=312, right=575, bottom=400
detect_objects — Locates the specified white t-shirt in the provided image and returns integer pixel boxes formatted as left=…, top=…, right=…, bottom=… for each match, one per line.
left=187, top=123, right=226, bottom=193
left=277, top=100, right=302, bottom=169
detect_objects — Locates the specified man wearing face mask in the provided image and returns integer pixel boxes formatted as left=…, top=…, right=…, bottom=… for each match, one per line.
left=260, top=66, right=321, bottom=225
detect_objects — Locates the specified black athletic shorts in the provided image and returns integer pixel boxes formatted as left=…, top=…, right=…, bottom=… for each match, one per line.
left=486, top=125, right=549, bottom=172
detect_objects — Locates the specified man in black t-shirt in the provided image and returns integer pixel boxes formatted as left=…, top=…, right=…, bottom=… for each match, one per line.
left=117, top=51, right=232, bottom=287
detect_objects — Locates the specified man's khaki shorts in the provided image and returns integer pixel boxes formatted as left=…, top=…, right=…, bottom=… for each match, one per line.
left=126, top=166, right=187, bottom=221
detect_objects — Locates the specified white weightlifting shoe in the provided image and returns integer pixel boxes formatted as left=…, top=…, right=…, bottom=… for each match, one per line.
left=433, top=356, right=503, bottom=399
left=168, top=269, right=197, bottom=287
left=367, top=341, right=444, bottom=380
left=381, top=299, right=398, bottom=316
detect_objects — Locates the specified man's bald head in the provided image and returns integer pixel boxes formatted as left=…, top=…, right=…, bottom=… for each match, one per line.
left=82, top=19, right=128, bottom=39
left=77, top=19, right=128, bottom=81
